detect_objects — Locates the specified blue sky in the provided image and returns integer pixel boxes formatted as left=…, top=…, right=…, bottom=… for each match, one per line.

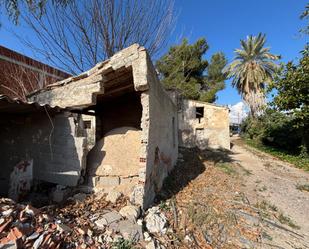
left=0, top=0, right=308, bottom=105
left=168, top=0, right=308, bottom=105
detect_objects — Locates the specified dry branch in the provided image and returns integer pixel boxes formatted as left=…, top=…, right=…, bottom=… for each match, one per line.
left=19, top=0, right=175, bottom=74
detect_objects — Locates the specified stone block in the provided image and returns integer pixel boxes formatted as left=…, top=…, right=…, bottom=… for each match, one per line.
left=96, top=176, right=120, bottom=187
left=118, top=220, right=143, bottom=242
left=130, top=185, right=144, bottom=206
left=95, top=211, right=122, bottom=229
left=106, top=190, right=122, bottom=203
left=51, top=185, right=71, bottom=203
left=119, top=205, right=140, bottom=222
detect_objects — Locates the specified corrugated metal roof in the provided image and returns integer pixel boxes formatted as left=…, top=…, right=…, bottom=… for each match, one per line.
left=0, top=95, right=66, bottom=114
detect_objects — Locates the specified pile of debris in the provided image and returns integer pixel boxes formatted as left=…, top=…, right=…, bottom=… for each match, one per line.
left=0, top=191, right=169, bottom=249
left=1, top=147, right=266, bottom=249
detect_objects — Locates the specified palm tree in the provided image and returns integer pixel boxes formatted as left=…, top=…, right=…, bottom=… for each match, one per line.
left=225, top=33, right=280, bottom=116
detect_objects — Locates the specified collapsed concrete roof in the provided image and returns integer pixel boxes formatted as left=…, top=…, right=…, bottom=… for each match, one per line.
left=28, top=44, right=151, bottom=109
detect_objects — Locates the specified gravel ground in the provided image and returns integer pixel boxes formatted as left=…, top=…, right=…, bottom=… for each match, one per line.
left=231, top=137, right=309, bottom=248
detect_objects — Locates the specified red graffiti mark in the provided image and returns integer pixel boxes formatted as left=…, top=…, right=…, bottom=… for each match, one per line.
left=16, top=161, right=30, bottom=172
left=139, top=157, right=146, bottom=163
left=154, top=147, right=160, bottom=165
left=153, top=147, right=172, bottom=168
left=160, top=152, right=172, bottom=167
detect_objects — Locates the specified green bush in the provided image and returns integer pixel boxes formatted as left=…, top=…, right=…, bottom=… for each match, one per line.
left=241, top=110, right=302, bottom=153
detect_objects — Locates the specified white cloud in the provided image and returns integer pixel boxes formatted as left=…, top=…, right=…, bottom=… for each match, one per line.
left=228, top=102, right=248, bottom=124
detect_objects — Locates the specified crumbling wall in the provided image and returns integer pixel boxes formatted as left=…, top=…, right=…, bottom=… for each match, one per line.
left=179, top=99, right=230, bottom=150
left=87, top=127, right=141, bottom=196
left=0, top=112, right=87, bottom=196
left=135, top=56, right=178, bottom=208
left=27, top=44, right=179, bottom=209
left=28, top=74, right=105, bottom=107
left=86, top=91, right=142, bottom=196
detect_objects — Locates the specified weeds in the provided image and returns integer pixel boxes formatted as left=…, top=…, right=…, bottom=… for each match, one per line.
left=245, top=139, right=309, bottom=171
left=188, top=204, right=212, bottom=227
left=296, top=183, right=309, bottom=192
left=159, top=200, right=170, bottom=211
left=216, top=162, right=237, bottom=175
left=262, top=231, right=273, bottom=241
left=255, top=200, right=300, bottom=230
left=277, top=213, right=300, bottom=229
left=255, top=200, right=278, bottom=219
left=112, top=238, right=134, bottom=249
left=255, top=200, right=278, bottom=212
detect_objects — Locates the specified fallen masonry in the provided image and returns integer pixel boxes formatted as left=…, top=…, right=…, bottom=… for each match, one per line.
left=0, top=193, right=168, bottom=248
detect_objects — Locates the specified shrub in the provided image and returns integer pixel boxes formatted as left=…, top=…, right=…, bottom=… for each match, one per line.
left=241, top=109, right=303, bottom=154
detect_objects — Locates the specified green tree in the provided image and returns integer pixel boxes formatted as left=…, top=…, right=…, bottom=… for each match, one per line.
left=269, top=46, right=309, bottom=151
left=156, top=38, right=227, bottom=102
left=224, top=33, right=280, bottom=116
left=241, top=109, right=302, bottom=152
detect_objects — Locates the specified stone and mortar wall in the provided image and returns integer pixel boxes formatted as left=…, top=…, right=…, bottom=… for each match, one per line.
left=0, top=111, right=87, bottom=196
left=134, top=55, right=178, bottom=208
left=179, top=99, right=230, bottom=150
left=87, top=127, right=141, bottom=197
left=86, top=93, right=142, bottom=196
left=82, top=114, right=96, bottom=150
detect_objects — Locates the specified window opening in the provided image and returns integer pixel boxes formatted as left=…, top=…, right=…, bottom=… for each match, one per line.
left=84, top=120, right=91, bottom=129
left=195, top=107, right=204, bottom=123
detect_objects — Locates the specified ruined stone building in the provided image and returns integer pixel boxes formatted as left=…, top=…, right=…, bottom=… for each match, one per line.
left=27, top=44, right=179, bottom=208
left=178, top=99, right=230, bottom=150
left=0, top=45, right=70, bottom=100
left=167, top=92, right=230, bottom=150
left=0, top=44, right=230, bottom=209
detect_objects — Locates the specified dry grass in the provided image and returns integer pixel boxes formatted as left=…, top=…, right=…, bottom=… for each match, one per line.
left=254, top=200, right=300, bottom=230
left=155, top=148, right=261, bottom=249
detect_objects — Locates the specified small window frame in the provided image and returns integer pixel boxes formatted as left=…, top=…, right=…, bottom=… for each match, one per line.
left=195, top=106, right=204, bottom=123
left=84, top=120, right=92, bottom=129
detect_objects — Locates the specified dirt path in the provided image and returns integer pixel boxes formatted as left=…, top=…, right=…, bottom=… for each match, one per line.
left=231, top=137, right=309, bottom=248
left=155, top=139, right=309, bottom=248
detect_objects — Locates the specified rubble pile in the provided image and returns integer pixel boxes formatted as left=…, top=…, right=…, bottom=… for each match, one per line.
left=0, top=192, right=169, bottom=249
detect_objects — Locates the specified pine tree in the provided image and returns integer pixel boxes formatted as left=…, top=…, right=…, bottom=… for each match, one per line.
left=156, top=38, right=227, bottom=102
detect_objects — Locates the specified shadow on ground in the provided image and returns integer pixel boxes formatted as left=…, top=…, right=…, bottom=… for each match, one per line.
left=155, top=145, right=236, bottom=203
